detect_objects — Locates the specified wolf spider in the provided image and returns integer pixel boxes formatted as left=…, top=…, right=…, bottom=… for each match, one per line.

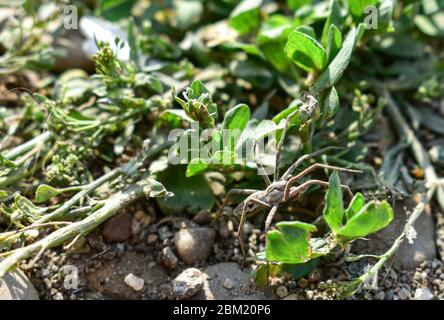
left=222, top=117, right=361, bottom=261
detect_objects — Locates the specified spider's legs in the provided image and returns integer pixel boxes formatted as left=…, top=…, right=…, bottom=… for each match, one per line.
left=274, top=118, right=291, bottom=182
left=283, top=164, right=360, bottom=201
left=264, top=205, right=279, bottom=235
left=264, top=206, right=278, bottom=285
left=287, top=179, right=354, bottom=200
left=281, top=146, right=343, bottom=180
left=220, top=188, right=258, bottom=211
left=236, top=195, right=270, bottom=265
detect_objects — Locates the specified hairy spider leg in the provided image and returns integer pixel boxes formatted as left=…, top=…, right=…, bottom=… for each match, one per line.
left=220, top=188, right=258, bottom=209
left=281, top=146, right=344, bottom=181
left=236, top=194, right=270, bottom=265
left=284, top=165, right=361, bottom=201
left=264, top=205, right=279, bottom=285
left=287, top=179, right=354, bottom=200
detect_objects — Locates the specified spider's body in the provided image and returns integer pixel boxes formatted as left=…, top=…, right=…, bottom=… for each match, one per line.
left=232, top=181, right=286, bottom=217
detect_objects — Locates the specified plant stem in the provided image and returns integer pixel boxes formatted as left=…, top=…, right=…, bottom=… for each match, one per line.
left=3, top=131, right=52, bottom=160
left=0, top=178, right=149, bottom=277
left=355, top=189, right=434, bottom=291
left=33, top=141, right=170, bottom=225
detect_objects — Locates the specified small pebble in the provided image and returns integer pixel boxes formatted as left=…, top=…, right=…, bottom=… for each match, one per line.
left=397, top=288, right=411, bottom=300
left=414, top=288, right=433, bottom=300
left=161, top=247, right=178, bottom=270
left=275, top=285, right=288, bottom=298
left=223, top=278, right=234, bottom=290
left=306, top=290, right=314, bottom=300
left=298, top=278, right=309, bottom=289
left=374, top=291, right=385, bottom=300
left=146, top=234, right=158, bottom=245
left=124, top=273, right=144, bottom=291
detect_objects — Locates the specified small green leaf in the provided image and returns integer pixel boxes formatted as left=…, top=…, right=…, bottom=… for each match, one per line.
left=347, top=0, right=379, bottom=20
left=323, top=171, right=344, bottom=233
left=285, top=31, right=327, bottom=71
left=188, top=80, right=209, bottom=99
left=322, top=86, right=339, bottom=120
left=156, top=165, right=214, bottom=215
left=312, top=28, right=356, bottom=93
left=222, top=104, right=251, bottom=132
left=99, top=0, right=137, bottom=21
left=288, top=0, right=311, bottom=10
left=0, top=190, right=8, bottom=200
left=321, top=0, right=343, bottom=47
left=229, top=0, right=262, bottom=34
left=35, top=184, right=61, bottom=203
left=0, top=154, right=16, bottom=168
left=295, top=25, right=317, bottom=39
left=143, top=178, right=171, bottom=198
left=211, top=150, right=236, bottom=166
left=272, top=100, right=302, bottom=128
left=326, top=24, right=343, bottom=63
left=345, top=192, right=365, bottom=221
left=258, top=16, right=296, bottom=72
left=266, top=221, right=318, bottom=264
left=377, top=0, right=394, bottom=32
left=337, top=200, right=394, bottom=241
left=186, top=158, right=209, bottom=177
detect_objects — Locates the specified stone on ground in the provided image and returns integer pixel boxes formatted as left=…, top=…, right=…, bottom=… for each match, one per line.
left=0, top=268, right=39, bottom=300
left=172, top=268, right=204, bottom=299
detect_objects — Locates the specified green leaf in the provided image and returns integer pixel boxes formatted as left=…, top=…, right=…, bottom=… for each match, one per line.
left=35, top=184, right=61, bottom=203
left=345, top=192, right=365, bottom=221
left=186, top=158, right=209, bottom=177
left=285, top=31, right=327, bottom=71
left=337, top=200, right=394, bottom=241
left=295, top=25, right=317, bottom=39
left=229, top=0, right=262, bottom=34
left=326, top=25, right=343, bottom=63
left=312, top=28, right=356, bottom=93
left=143, top=178, right=171, bottom=198
left=188, top=79, right=210, bottom=99
left=321, top=0, right=343, bottom=47
left=222, top=104, right=251, bottom=132
left=272, top=100, right=302, bottom=128
left=288, top=0, right=311, bottom=10
left=258, top=16, right=296, bottom=72
left=266, top=221, right=318, bottom=264
left=0, top=190, right=8, bottom=200
left=230, top=60, right=274, bottom=89
left=0, top=154, right=16, bottom=169
left=323, top=171, right=344, bottom=232
left=156, top=165, right=214, bottom=215
left=99, top=0, right=137, bottom=21
left=377, top=0, right=394, bottom=31
left=22, top=0, right=40, bottom=15
left=347, top=0, right=380, bottom=20
left=322, top=86, right=339, bottom=120
left=211, top=150, right=236, bottom=166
